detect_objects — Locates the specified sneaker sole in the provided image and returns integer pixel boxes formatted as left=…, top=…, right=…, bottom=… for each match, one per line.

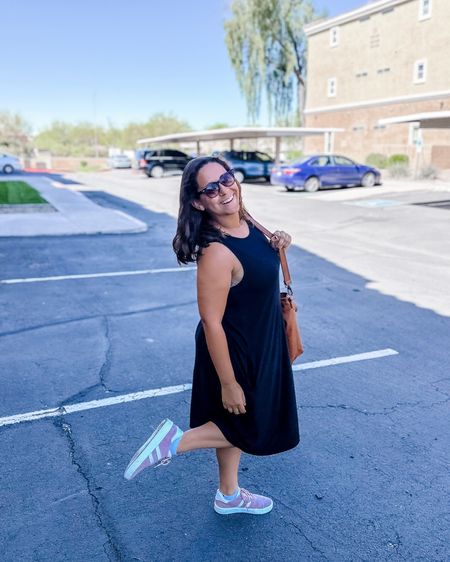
left=214, top=502, right=274, bottom=515
left=124, top=419, right=173, bottom=480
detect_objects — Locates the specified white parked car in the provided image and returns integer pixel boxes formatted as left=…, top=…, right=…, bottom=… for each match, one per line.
left=0, top=153, right=23, bottom=174
left=107, top=154, right=132, bottom=169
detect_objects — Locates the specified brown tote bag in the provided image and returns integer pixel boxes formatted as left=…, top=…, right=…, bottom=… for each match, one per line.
left=245, top=213, right=304, bottom=363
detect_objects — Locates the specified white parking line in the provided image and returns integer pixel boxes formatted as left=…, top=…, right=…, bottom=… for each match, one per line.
left=292, top=348, right=398, bottom=371
left=0, top=267, right=196, bottom=285
left=0, top=349, right=398, bottom=428
left=0, top=384, right=192, bottom=428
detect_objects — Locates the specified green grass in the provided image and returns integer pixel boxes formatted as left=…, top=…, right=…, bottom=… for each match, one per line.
left=0, top=181, right=48, bottom=204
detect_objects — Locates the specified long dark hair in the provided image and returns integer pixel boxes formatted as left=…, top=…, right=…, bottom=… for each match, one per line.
left=173, top=156, right=248, bottom=264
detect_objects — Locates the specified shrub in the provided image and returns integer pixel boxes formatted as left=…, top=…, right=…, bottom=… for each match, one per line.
left=388, top=154, right=409, bottom=166
left=78, top=160, right=102, bottom=172
left=286, top=149, right=303, bottom=162
left=419, top=165, right=439, bottom=179
left=365, top=153, right=388, bottom=169
left=388, top=163, right=410, bottom=178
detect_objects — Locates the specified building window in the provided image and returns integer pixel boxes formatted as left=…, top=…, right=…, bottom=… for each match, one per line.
left=330, top=26, right=339, bottom=47
left=413, top=59, right=427, bottom=83
left=377, top=67, right=390, bottom=74
left=324, top=132, right=334, bottom=153
left=408, top=123, right=422, bottom=147
left=356, top=71, right=368, bottom=78
left=327, top=78, right=337, bottom=97
left=419, top=0, right=432, bottom=20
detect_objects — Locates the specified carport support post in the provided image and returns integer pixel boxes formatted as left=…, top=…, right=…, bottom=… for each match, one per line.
left=230, top=139, right=234, bottom=150
left=196, top=140, right=201, bottom=156
left=275, top=137, right=281, bottom=164
left=324, top=131, right=333, bottom=154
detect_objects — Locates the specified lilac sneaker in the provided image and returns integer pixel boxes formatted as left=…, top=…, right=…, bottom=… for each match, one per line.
left=214, top=487, right=274, bottom=515
left=124, top=419, right=183, bottom=481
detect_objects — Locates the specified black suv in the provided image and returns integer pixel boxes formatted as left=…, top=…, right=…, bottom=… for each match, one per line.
left=139, top=149, right=192, bottom=178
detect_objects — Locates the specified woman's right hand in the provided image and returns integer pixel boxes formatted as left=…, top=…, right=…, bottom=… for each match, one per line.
left=221, top=381, right=246, bottom=415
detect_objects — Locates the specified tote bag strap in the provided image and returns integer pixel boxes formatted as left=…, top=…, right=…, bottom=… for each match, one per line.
left=244, top=211, right=293, bottom=295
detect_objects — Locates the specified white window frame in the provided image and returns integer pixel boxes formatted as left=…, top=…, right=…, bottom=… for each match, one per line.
left=418, top=0, right=432, bottom=20
left=413, top=59, right=427, bottom=84
left=330, top=26, right=339, bottom=47
left=327, top=77, right=337, bottom=97
left=324, top=132, right=334, bottom=154
left=408, top=123, right=422, bottom=146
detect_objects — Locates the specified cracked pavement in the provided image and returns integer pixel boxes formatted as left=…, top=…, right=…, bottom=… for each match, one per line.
left=1, top=171, right=449, bottom=561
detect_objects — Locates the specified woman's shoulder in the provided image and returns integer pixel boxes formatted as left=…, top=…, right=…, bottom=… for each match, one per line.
left=198, top=240, right=228, bottom=259
left=197, top=241, right=234, bottom=269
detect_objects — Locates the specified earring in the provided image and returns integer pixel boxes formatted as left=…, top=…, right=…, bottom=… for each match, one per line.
left=191, top=201, right=204, bottom=211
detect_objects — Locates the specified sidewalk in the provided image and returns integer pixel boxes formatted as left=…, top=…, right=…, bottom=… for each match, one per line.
left=0, top=175, right=147, bottom=236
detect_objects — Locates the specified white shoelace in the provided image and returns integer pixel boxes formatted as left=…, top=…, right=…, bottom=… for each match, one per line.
left=154, top=457, right=171, bottom=468
left=240, top=488, right=255, bottom=505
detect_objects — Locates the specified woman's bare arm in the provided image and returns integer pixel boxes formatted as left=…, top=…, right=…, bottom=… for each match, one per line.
left=197, top=243, right=246, bottom=414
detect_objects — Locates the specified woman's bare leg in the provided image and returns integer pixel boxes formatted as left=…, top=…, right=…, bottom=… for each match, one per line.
left=176, top=421, right=233, bottom=453
left=216, top=447, right=241, bottom=495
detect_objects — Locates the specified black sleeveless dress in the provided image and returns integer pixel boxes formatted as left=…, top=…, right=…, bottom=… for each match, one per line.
left=190, top=220, right=300, bottom=456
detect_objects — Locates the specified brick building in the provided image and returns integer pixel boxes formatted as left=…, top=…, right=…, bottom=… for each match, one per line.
left=303, top=0, right=450, bottom=168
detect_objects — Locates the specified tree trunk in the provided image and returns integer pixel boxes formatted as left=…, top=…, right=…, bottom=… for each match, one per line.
left=297, top=79, right=305, bottom=126
left=294, top=68, right=305, bottom=126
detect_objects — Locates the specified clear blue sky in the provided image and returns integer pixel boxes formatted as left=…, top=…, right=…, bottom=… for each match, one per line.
left=1, top=0, right=364, bottom=132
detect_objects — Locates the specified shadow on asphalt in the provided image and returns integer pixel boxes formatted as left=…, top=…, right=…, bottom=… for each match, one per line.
left=0, top=190, right=449, bottom=561
left=23, top=170, right=83, bottom=185
left=84, top=190, right=166, bottom=223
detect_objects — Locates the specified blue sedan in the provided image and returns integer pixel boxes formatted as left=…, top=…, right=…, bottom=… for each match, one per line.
left=270, top=154, right=382, bottom=192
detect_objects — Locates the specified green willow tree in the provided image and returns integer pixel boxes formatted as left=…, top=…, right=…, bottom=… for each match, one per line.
left=224, top=0, right=322, bottom=125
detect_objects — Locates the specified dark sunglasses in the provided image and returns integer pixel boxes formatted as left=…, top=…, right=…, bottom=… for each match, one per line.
left=197, top=169, right=236, bottom=198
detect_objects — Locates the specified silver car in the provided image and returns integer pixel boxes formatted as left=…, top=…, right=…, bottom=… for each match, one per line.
left=107, top=154, right=132, bottom=169
left=0, top=153, right=23, bottom=174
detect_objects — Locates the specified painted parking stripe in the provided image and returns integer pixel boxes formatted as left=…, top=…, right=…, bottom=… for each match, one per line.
left=0, top=349, right=398, bottom=428
left=0, top=384, right=193, bottom=428
left=292, top=348, right=398, bottom=371
left=0, top=266, right=196, bottom=285
left=344, top=199, right=403, bottom=208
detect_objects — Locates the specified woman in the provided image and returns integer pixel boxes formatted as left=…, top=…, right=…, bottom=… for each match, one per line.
left=124, top=157, right=300, bottom=515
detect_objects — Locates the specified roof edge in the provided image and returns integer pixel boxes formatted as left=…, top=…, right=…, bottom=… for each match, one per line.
left=378, top=110, right=450, bottom=125
left=305, top=90, right=450, bottom=115
left=136, top=126, right=344, bottom=145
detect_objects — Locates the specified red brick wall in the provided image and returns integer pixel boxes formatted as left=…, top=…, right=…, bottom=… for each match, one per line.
left=431, top=146, right=450, bottom=169
left=304, top=98, right=450, bottom=166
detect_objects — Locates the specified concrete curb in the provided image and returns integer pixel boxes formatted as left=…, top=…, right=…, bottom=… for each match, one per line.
left=0, top=175, right=148, bottom=237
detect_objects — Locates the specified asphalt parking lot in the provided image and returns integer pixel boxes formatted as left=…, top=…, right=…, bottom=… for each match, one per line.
left=1, top=170, right=449, bottom=561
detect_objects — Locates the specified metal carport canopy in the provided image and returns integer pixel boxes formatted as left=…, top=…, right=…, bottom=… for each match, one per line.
left=136, top=126, right=343, bottom=162
left=378, top=111, right=450, bottom=129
